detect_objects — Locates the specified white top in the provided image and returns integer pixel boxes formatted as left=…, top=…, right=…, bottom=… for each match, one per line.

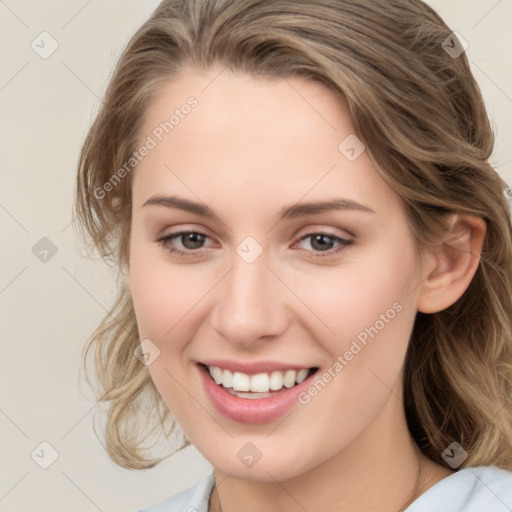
left=137, top=465, right=512, bottom=511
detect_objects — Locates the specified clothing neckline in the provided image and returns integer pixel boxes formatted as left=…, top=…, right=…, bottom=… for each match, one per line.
left=201, top=466, right=480, bottom=511
left=403, top=466, right=466, bottom=510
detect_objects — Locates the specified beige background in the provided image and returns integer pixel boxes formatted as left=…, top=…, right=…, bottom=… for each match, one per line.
left=1, top=1, right=511, bottom=511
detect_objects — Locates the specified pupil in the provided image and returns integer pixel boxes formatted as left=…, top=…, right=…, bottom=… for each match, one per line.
left=312, top=234, right=333, bottom=251
left=183, top=233, right=204, bottom=249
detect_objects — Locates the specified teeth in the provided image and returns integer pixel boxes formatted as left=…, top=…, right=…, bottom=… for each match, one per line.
left=283, top=370, right=296, bottom=388
left=250, top=373, right=270, bottom=392
left=296, top=368, right=309, bottom=384
left=211, top=366, right=223, bottom=385
left=207, top=365, right=311, bottom=392
left=232, top=372, right=250, bottom=391
left=269, top=371, right=283, bottom=390
left=222, top=369, right=233, bottom=388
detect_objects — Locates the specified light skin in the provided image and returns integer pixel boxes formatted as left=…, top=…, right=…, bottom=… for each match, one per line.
left=127, top=66, right=486, bottom=511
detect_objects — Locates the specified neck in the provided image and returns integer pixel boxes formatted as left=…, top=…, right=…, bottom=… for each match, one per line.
left=209, top=390, right=453, bottom=512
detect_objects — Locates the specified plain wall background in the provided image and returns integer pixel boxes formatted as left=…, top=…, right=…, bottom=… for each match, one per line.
left=1, top=1, right=511, bottom=510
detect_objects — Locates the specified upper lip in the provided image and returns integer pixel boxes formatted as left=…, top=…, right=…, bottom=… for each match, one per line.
left=200, top=359, right=315, bottom=375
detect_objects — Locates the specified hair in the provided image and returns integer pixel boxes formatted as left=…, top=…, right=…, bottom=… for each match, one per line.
left=75, top=0, right=512, bottom=470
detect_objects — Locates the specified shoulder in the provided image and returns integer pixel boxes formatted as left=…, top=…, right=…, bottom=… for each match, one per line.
left=406, top=465, right=512, bottom=511
left=136, top=473, right=215, bottom=512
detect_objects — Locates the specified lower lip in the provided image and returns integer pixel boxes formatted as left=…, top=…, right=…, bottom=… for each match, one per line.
left=198, top=364, right=316, bottom=424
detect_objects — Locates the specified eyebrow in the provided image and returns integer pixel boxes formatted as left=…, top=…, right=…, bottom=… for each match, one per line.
left=142, top=194, right=375, bottom=221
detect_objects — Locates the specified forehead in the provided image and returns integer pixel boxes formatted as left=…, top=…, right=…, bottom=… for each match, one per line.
left=132, top=67, right=402, bottom=221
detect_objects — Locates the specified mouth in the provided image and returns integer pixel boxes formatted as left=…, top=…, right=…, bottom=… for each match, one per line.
left=200, top=363, right=319, bottom=399
left=198, top=361, right=319, bottom=423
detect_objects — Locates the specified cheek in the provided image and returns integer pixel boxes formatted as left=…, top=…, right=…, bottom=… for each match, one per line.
left=128, top=247, right=201, bottom=415
left=129, top=235, right=208, bottom=343
left=283, top=236, right=418, bottom=433
left=128, top=237, right=217, bottom=412
left=285, top=237, right=417, bottom=359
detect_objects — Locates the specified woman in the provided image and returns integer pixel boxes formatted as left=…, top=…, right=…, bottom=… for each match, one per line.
left=75, top=0, right=512, bottom=510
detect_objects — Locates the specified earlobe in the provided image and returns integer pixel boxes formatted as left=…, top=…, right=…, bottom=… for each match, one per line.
left=416, top=214, right=486, bottom=314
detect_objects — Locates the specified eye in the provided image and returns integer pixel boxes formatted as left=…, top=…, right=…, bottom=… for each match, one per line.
left=156, top=230, right=214, bottom=256
left=294, top=231, right=353, bottom=258
left=156, top=229, right=353, bottom=259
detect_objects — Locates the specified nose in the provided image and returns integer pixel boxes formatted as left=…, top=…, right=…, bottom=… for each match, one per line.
left=210, top=249, right=289, bottom=348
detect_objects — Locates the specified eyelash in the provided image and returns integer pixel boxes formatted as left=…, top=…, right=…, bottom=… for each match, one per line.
left=155, top=230, right=353, bottom=259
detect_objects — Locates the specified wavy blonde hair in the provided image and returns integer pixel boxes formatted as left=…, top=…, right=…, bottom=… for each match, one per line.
left=75, top=0, right=512, bottom=470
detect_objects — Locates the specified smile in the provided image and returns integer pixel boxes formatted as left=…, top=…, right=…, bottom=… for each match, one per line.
left=206, top=365, right=313, bottom=396
left=198, top=362, right=319, bottom=423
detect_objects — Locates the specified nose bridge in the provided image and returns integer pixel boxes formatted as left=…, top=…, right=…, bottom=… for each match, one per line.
left=211, top=247, right=287, bottom=345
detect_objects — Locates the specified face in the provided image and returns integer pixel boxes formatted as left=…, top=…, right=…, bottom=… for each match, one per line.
left=128, top=66, right=426, bottom=481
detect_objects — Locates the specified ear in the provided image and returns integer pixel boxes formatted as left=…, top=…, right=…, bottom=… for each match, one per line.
left=416, top=213, right=486, bottom=314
